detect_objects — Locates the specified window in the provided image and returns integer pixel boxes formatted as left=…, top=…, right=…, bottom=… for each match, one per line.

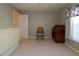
left=69, top=4, right=79, bottom=43
left=70, top=16, right=79, bottom=42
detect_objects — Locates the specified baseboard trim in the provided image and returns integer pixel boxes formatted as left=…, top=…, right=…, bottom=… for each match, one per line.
left=65, top=42, right=79, bottom=54
left=44, top=36, right=52, bottom=39
left=29, top=36, right=51, bottom=39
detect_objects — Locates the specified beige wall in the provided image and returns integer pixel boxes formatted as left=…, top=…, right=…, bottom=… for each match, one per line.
left=59, top=8, right=66, bottom=25
left=25, top=11, right=60, bottom=38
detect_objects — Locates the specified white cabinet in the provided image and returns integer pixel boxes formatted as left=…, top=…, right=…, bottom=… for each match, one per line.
left=0, top=28, right=20, bottom=56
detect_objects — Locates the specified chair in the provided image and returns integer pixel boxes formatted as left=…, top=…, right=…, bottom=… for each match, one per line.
left=36, top=27, right=44, bottom=40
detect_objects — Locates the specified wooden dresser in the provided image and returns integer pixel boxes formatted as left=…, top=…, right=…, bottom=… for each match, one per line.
left=52, top=25, right=65, bottom=43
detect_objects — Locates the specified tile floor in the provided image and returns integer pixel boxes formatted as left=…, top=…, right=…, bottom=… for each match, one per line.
left=10, top=38, right=79, bottom=56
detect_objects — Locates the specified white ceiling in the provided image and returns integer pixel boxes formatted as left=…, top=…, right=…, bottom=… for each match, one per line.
left=11, top=3, right=69, bottom=12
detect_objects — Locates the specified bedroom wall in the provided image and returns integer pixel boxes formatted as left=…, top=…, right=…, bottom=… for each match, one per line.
left=25, top=11, right=60, bottom=38
left=59, top=8, right=66, bottom=25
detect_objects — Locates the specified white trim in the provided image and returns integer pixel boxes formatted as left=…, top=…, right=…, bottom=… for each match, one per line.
left=65, top=42, right=79, bottom=54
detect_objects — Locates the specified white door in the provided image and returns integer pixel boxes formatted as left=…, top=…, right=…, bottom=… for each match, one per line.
left=19, top=15, right=28, bottom=38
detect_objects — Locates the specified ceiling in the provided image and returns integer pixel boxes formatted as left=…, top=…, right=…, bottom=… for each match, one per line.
left=11, top=3, right=69, bottom=12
